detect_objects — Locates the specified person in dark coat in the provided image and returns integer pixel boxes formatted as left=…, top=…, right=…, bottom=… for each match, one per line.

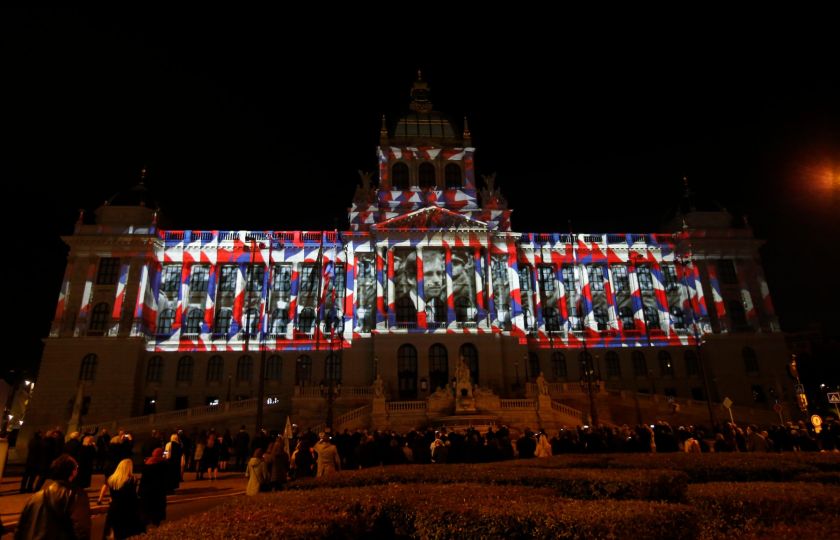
left=98, top=458, right=145, bottom=540
left=20, top=430, right=42, bottom=493
left=164, top=434, right=183, bottom=492
left=139, top=448, right=168, bottom=527
left=75, top=436, right=97, bottom=489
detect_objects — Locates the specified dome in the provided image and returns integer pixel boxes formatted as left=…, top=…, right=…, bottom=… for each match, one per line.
left=393, top=110, right=458, bottom=144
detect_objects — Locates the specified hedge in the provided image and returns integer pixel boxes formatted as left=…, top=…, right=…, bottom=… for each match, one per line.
left=144, top=483, right=697, bottom=540
left=605, top=453, right=817, bottom=482
left=688, top=481, right=840, bottom=539
left=287, top=463, right=688, bottom=502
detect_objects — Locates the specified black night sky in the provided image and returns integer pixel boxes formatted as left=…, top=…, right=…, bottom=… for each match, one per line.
left=4, top=9, right=838, bottom=379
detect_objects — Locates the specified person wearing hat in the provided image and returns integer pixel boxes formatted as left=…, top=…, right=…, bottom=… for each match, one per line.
left=314, top=432, right=341, bottom=477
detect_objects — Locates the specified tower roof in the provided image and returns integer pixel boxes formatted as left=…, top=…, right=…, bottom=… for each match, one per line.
left=391, top=71, right=460, bottom=145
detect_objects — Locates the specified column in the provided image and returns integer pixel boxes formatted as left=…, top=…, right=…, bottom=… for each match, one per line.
left=473, top=246, right=485, bottom=324
left=445, top=246, right=455, bottom=324
left=50, top=258, right=75, bottom=337
left=386, top=248, right=396, bottom=328
left=375, top=246, right=386, bottom=329
left=73, top=259, right=97, bottom=337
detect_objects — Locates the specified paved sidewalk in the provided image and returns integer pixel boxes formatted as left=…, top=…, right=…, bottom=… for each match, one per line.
left=1, top=469, right=246, bottom=535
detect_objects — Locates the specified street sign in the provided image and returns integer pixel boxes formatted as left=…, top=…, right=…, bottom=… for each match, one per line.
left=828, top=392, right=840, bottom=404
left=723, top=397, right=733, bottom=409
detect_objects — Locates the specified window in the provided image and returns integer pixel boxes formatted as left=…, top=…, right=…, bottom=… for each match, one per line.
left=174, top=396, right=189, bottom=410
left=669, top=306, right=686, bottom=329
left=718, top=260, right=738, bottom=285
left=300, top=265, right=319, bottom=294
left=618, top=307, right=635, bottom=330
left=176, top=356, right=194, bottom=382
left=684, top=350, right=699, bottom=377
left=219, top=265, right=237, bottom=292
left=594, top=307, right=609, bottom=331
left=539, top=266, right=556, bottom=294
left=325, top=354, right=342, bottom=384
left=397, top=345, right=418, bottom=399
left=392, top=162, right=409, bottom=189
left=265, top=355, right=282, bottom=381
left=161, top=265, right=182, bottom=293
left=143, top=397, right=156, bottom=415
left=659, top=351, right=674, bottom=376
left=236, top=355, right=253, bottom=382
left=243, top=308, right=260, bottom=336
left=246, top=265, right=265, bottom=292
left=157, top=309, right=175, bottom=335
left=206, top=355, right=223, bottom=382
left=588, top=265, right=605, bottom=292
left=561, top=265, right=580, bottom=323
left=146, top=356, right=163, bottom=382
left=691, top=387, right=705, bottom=400
left=396, top=296, right=416, bottom=326
left=611, top=265, right=630, bottom=293
left=295, top=355, right=312, bottom=385
left=444, top=163, right=461, bottom=188
left=429, top=344, right=449, bottom=390
left=636, top=266, right=654, bottom=292
left=214, top=308, right=232, bottom=335
left=88, top=303, right=109, bottom=335
left=664, top=387, right=677, bottom=398
left=190, top=265, right=210, bottom=292
left=459, top=343, right=479, bottom=383
left=662, top=264, right=679, bottom=292
left=643, top=305, right=660, bottom=328
left=519, top=266, right=533, bottom=292
left=544, top=307, right=561, bottom=331
left=605, top=351, right=621, bottom=378
left=419, top=162, right=436, bottom=189
left=632, top=351, right=647, bottom=377
left=79, top=354, right=97, bottom=381
left=743, top=346, right=759, bottom=374
left=270, top=309, right=289, bottom=335
left=728, top=300, right=749, bottom=330
left=298, top=308, right=316, bottom=333
left=528, top=352, right=540, bottom=381
left=184, top=308, right=204, bottom=335
left=551, top=352, right=567, bottom=379
left=272, top=265, right=292, bottom=294
left=96, top=257, right=120, bottom=285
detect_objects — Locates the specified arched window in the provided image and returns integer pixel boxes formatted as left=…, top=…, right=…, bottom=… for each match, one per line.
left=684, top=350, right=699, bottom=376
left=157, top=309, right=175, bottom=335
left=659, top=350, right=674, bottom=377
left=206, top=355, right=224, bottom=382
left=528, top=352, right=541, bottom=381
left=396, top=296, right=416, bottom=326
left=429, top=344, right=449, bottom=391
left=605, top=351, right=621, bottom=378
left=265, top=355, right=282, bottom=381
left=184, top=308, right=204, bottom=335
left=295, top=355, right=312, bottom=385
left=419, top=162, right=436, bottom=189
left=236, top=355, right=253, bottom=382
left=146, top=356, right=163, bottom=382
left=392, top=162, right=409, bottom=190
left=444, top=163, right=461, bottom=188
left=298, top=308, right=316, bottom=333
left=176, top=356, right=194, bottom=382
left=325, top=354, right=342, bottom=384
left=79, top=354, right=97, bottom=381
left=551, top=351, right=567, bottom=379
left=397, top=344, right=418, bottom=399
left=459, top=343, right=479, bottom=384
left=214, top=308, right=232, bottom=335
left=88, top=302, right=109, bottom=335
left=742, top=346, right=759, bottom=374
left=632, top=351, right=647, bottom=376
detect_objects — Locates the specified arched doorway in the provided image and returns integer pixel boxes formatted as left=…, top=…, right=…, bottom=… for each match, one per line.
left=397, top=344, right=418, bottom=399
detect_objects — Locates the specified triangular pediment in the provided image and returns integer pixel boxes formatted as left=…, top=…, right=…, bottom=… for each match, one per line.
left=374, top=207, right=488, bottom=231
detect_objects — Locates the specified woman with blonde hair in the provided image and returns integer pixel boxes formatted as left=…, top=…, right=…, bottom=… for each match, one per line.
left=98, top=458, right=145, bottom=539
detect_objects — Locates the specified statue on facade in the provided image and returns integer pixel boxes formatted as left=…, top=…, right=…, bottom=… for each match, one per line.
left=536, top=371, right=549, bottom=396
left=479, top=172, right=507, bottom=209
left=353, top=170, right=376, bottom=204
left=373, top=373, right=384, bottom=398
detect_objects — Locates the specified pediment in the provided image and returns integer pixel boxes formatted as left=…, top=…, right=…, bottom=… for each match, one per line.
left=374, top=207, right=488, bottom=231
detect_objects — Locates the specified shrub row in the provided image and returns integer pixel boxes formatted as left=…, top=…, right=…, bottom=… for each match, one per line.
left=688, top=481, right=840, bottom=539
left=146, top=483, right=697, bottom=540
left=287, top=463, right=688, bottom=501
left=605, top=453, right=818, bottom=482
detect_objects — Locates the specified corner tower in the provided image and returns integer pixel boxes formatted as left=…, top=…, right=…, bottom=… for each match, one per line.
left=349, top=72, right=511, bottom=231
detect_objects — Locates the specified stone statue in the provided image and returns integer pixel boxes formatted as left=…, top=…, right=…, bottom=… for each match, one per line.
left=373, top=373, right=384, bottom=398
left=479, top=172, right=507, bottom=209
left=353, top=170, right=376, bottom=204
left=455, top=356, right=473, bottom=399
left=536, top=371, right=549, bottom=396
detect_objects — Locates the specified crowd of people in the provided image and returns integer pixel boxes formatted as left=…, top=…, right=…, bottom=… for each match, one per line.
left=11, top=416, right=838, bottom=539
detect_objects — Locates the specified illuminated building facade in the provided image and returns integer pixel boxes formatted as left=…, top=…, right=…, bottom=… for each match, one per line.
left=22, top=77, right=795, bottom=446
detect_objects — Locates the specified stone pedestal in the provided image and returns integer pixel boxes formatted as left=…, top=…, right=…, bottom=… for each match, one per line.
left=372, top=397, right=387, bottom=428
